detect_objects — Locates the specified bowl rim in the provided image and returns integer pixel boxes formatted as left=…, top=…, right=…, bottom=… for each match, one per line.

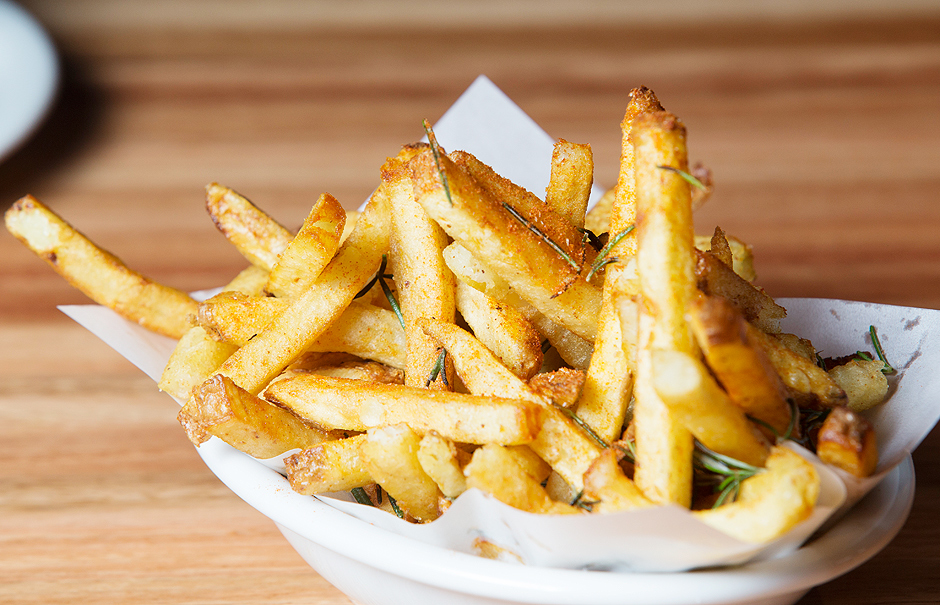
left=197, top=437, right=915, bottom=605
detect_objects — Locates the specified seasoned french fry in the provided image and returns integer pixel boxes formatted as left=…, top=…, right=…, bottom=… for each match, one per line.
left=208, top=192, right=391, bottom=394
left=582, top=448, right=653, bottom=513
left=629, top=110, right=698, bottom=507
left=688, top=295, right=793, bottom=436
left=528, top=368, right=585, bottom=408
left=827, top=358, right=889, bottom=412
left=651, top=349, right=770, bottom=467
left=264, top=192, right=346, bottom=298
left=455, top=280, right=543, bottom=379
left=412, top=149, right=601, bottom=341
left=748, top=327, right=848, bottom=408
left=205, top=183, right=294, bottom=271
left=284, top=434, right=371, bottom=494
left=178, top=374, right=340, bottom=458
left=544, top=139, right=593, bottom=229
left=816, top=406, right=878, bottom=477
left=693, top=446, right=819, bottom=543
left=265, top=374, right=541, bottom=446
left=5, top=195, right=199, bottom=339
left=417, top=432, right=468, bottom=498
left=385, top=144, right=456, bottom=389
left=694, top=248, right=786, bottom=334
left=464, top=444, right=580, bottom=515
left=360, top=423, right=442, bottom=522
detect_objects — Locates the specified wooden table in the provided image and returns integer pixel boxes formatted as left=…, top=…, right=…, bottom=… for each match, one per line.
left=2, top=4, right=938, bottom=603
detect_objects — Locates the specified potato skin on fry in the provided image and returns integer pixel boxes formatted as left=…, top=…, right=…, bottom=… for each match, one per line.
left=816, top=406, right=878, bottom=477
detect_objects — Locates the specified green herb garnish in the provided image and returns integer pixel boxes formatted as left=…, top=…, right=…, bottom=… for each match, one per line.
left=423, top=119, right=453, bottom=206
left=585, top=225, right=635, bottom=282
left=571, top=490, right=599, bottom=512
left=388, top=494, right=405, bottom=519
left=373, top=254, right=405, bottom=331
left=869, top=325, right=895, bottom=374
left=425, top=348, right=449, bottom=388
left=656, top=165, right=707, bottom=190
left=501, top=201, right=581, bottom=272
left=351, top=487, right=374, bottom=507
left=554, top=404, right=609, bottom=450
left=693, top=441, right=762, bottom=508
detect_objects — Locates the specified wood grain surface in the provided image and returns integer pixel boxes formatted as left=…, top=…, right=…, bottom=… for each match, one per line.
left=1, top=4, right=938, bottom=604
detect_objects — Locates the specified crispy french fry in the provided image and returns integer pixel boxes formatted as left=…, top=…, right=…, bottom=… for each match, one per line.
left=177, top=374, right=340, bottom=458
left=264, top=192, right=346, bottom=298
left=417, top=432, right=468, bottom=498
left=265, top=373, right=541, bottom=446
left=582, top=448, right=654, bottom=513
left=651, top=349, right=770, bottom=467
left=528, top=368, right=585, bottom=408
left=455, top=280, right=543, bottom=379
left=544, top=139, right=593, bottom=229
left=828, top=358, right=889, bottom=412
left=464, top=444, right=580, bottom=515
left=816, top=406, right=878, bottom=477
left=209, top=192, right=391, bottom=394
left=360, top=423, right=443, bottom=522
left=385, top=144, right=456, bottom=389
left=205, top=183, right=294, bottom=271
left=694, top=248, right=786, bottom=334
left=284, top=434, right=371, bottom=494
left=694, top=233, right=757, bottom=282
left=5, top=195, right=199, bottom=339
left=708, top=226, right=734, bottom=267
left=693, top=446, right=819, bottom=543
left=688, top=295, right=793, bottom=436
left=412, top=149, right=601, bottom=341
left=748, top=327, right=848, bottom=408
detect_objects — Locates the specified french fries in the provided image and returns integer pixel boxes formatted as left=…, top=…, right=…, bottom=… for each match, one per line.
left=9, top=85, right=894, bottom=554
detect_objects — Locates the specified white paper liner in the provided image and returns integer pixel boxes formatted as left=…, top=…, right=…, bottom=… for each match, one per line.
left=56, top=76, right=940, bottom=572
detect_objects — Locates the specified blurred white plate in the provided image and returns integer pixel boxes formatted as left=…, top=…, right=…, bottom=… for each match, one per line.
left=0, top=0, right=58, bottom=162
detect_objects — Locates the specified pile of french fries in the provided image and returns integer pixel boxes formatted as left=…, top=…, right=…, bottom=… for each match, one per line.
left=6, top=87, right=893, bottom=546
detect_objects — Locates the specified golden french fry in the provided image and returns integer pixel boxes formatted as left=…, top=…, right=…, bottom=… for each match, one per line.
left=284, top=434, right=371, bottom=494
left=265, top=373, right=541, bottom=446
left=629, top=110, right=698, bottom=507
left=694, top=233, right=757, bottom=282
left=205, top=183, right=294, bottom=271
left=412, top=149, right=601, bottom=341
left=264, top=192, right=346, bottom=298
left=464, top=444, right=580, bottom=515
left=688, top=295, right=793, bottom=436
left=417, top=432, right=468, bottom=498
left=528, top=368, right=585, bottom=408
left=178, top=374, right=339, bottom=458
left=816, top=406, right=878, bottom=477
left=385, top=144, right=456, bottom=389
left=360, top=423, right=443, bottom=522
left=544, top=138, right=593, bottom=229
left=693, top=446, right=819, bottom=543
left=209, top=192, right=391, bottom=394
left=694, top=248, right=786, bottom=333
left=827, top=358, right=889, bottom=412
left=5, top=195, right=199, bottom=339
left=651, top=349, right=770, bottom=467
left=748, top=327, right=848, bottom=408
left=582, top=448, right=654, bottom=513
left=455, top=280, right=543, bottom=379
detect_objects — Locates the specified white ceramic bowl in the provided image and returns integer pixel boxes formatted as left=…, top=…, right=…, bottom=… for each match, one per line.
left=197, top=436, right=914, bottom=605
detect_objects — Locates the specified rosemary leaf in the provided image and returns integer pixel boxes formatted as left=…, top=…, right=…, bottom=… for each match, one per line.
left=554, top=403, right=609, bottom=449
left=585, top=225, right=635, bottom=282
left=423, top=119, right=453, bottom=207
left=656, top=164, right=708, bottom=190
left=500, top=201, right=581, bottom=272
left=376, top=255, right=406, bottom=331
left=869, top=325, right=895, bottom=374
left=388, top=494, right=405, bottom=519
left=425, top=348, right=449, bottom=388
left=354, top=254, right=388, bottom=299
left=351, top=487, right=375, bottom=507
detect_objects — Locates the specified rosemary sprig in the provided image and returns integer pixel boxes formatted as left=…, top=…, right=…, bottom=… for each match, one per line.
left=423, top=119, right=453, bottom=206
left=693, top=441, right=762, bottom=508
left=869, top=325, right=895, bottom=374
left=351, top=487, right=375, bottom=507
left=554, top=403, right=609, bottom=449
left=585, top=225, right=635, bottom=282
left=355, top=254, right=394, bottom=299
left=425, top=348, right=449, bottom=388
left=388, top=494, right=405, bottom=519
left=373, top=254, right=406, bottom=331
left=746, top=398, right=798, bottom=444
left=571, top=490, right=599, bottom=512
left=656, top=165, right=708, bottom=190
left=500, top=201, right=581, bottom=272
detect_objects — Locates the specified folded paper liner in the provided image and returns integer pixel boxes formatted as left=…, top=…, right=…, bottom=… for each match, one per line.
left=58, top=76, right=940, bottom=572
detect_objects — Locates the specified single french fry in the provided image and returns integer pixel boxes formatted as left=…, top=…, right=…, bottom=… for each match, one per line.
left=5, top=195, right=199, bottom=339
left=651, top=349, right=770, bottom=467
left=827, top=358, right=889, bottom=412
left=816, top=406, right=878, bottom=477
left=385, top=144, right=456, bottom=389
left=582, top=448, right=654, bottom=513
left=417, top=432, right=468, bottom=498
left=284, top=434, right=371, bottom=494
left=688, top=295, right=793, bottom=436
left=177, top=374, right=339, bottom=458
left=264, top=192, right=346, bottom=298
left=205, top=183, right=294, bottom=271
left=209, top=192, right=391, bottom=394
left=629, top=110, right=698, bottom=507
left=544, top=139, right=593, bottom=229
left=265, top=373, right=541, bottom=446
left=528, top=368, right=585, bottom=408
left=413, top=149, right=601, bottom=341
left=455, top=280, right=543, bottom=379
left=360, top=423, right=443, bottom=522
left=748, top=327, right=848, bottom=408
left=694, top=248, right=786, bottom=333
left=693, top=446, right=819, bottom=543
left=464, top=444, right=580, bottom=515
